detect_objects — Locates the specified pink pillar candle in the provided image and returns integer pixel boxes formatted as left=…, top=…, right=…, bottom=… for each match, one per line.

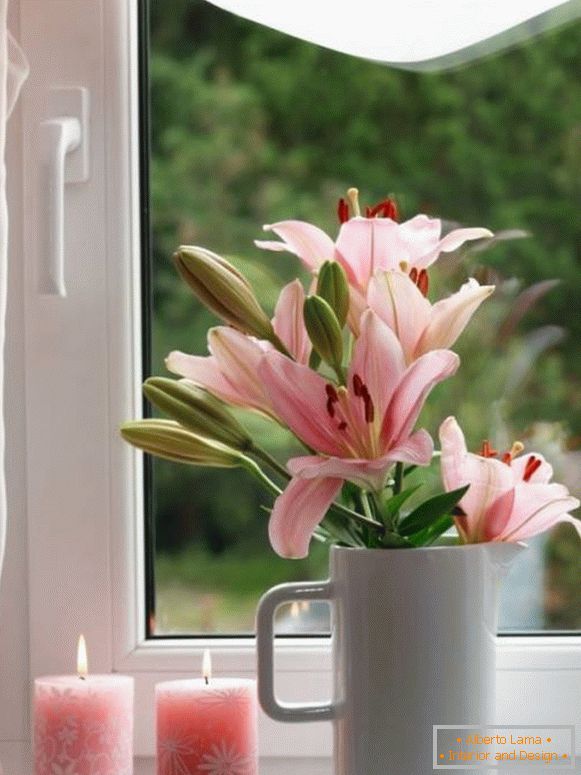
left=156, top=678, right=258, bottom=775
left=34, top=675, right=134, bottom=775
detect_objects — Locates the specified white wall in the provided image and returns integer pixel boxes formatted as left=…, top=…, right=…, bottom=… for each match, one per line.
left=0, top=2, right=29, bottom=744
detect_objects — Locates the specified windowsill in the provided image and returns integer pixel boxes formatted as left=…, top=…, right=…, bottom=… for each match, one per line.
left=0, top=743, right=333, bottom=775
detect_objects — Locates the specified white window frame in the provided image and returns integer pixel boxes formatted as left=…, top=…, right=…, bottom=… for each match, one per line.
left=17, top=0, right=581, bottom=759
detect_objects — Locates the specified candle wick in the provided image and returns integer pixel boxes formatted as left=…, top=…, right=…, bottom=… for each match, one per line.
left=204, top=676, right=209, bottom=686
left=79, top=676, right=86, bottom=682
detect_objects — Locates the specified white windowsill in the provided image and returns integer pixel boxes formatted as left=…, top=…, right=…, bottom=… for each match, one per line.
left=0, top=744, right=333, bottom=775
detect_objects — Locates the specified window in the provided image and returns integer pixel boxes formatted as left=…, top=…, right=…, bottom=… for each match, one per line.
left=19, top=0, right=581, bottom=760
left=143, top=0, right=580, bottom=637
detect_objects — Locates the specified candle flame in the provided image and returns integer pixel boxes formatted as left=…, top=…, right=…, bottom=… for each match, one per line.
left=202, top=649, right=212, bottom=683
left=77, top=634, right=88, bottom=678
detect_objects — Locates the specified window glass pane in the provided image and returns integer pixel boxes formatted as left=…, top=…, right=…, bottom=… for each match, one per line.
left=145, top=0, right=580, bottom=636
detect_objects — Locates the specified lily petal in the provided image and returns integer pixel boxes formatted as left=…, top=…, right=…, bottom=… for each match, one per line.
left=348, top=310, right=407, bottom=423
left=368, top=271, right=431, bottom=363
left=166, top=327, right=276, bottom=418
left=272, top=280, right=311, bottom=364
left=395, top=214, right=443, bottom=263
left=415, top=279, right=495, bottom=356
left=255, top=220, right=335, bottom=271
left=500, top=483, right=581, bottom=542
left=388, top=429, right=434, bottom=466
left=289, top=453, right=394, bottom=491
left=383, top=350, right=459, bottom=448
left=346, top=285, right=367, bottom=336
left=439, top=416, right=515, bottom=541
left=415, top=226, right=493, bottom=269
left=268, top=474, right=342, bottom=558
left=335, top=218, right=403, bottom=289
left=259, top=352, right=345, bottom=456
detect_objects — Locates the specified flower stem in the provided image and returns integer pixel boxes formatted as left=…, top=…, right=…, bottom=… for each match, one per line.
left=360, top=491, right=375, bottom=521
left=393, top=462, right=404, bottom=495
left=242, top=458, right=283, bottom=498
left=250, top=445, right=291, bottom=480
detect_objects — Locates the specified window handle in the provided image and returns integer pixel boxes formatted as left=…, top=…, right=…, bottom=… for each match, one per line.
left=38, top=116, right=82, bottom=297
left=37, top=87, right=90, bottom=297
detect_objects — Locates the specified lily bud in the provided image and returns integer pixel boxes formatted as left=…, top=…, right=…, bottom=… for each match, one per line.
left=143, top=377, right=252, bottom=452
left=174, top=246, right=275, bottom=342
left=303, top=295, right=344, bottom=377
left=120, top=419, right=243, bottom=468
left=316, top=261, right=349, bottom=327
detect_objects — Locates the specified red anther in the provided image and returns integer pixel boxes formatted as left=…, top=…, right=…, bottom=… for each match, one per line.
left=363, top=392, right=375, bottom=423
left=338, top=421, right=348, bottom=431
left=367, top=198, right=399, bottom=221
left=409, top=267, right=418, bottom=284
left=337, top=198, right=350, bottom=224
left=479, top=440, right=498, bottom=458
left=523, top=456, right=542, bottom=482
left=325, top=383, right=339, bottom=401
left=383, top=199, right=399, bottom=221
left=501, top=452, right=512, bottom=465
left=352, top=374, right=363, bottom=396
left=417, top=269, right=429, bottom=297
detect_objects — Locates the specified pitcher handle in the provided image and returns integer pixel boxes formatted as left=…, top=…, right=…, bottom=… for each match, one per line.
left=256, top=580, right=335, bottom=722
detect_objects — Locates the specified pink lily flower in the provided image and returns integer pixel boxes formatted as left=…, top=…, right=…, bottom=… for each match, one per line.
left=166, top=280, right=310, bottom=419
left=259, top=310, right=460, bottom=558
left=439, top=416, right=581, bottom=544
left=166, top=326, right=277, bottom=419
left=368, top=272, right=494, bottom=363
left=255, top=214, right=492, bottom=290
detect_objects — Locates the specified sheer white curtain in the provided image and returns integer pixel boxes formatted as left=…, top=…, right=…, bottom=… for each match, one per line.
left=0, top=2, right=27, bottom=581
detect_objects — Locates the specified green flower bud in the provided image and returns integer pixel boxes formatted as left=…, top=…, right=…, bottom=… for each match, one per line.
left=174, top=246, right=275, bottom=342
left=120, top=419, right=243, bottom=468
left=143, top=377, right=252, bottom=452
left=303, top=295, right=344, bottom=379
left=316, top=261, right=349, bottom=327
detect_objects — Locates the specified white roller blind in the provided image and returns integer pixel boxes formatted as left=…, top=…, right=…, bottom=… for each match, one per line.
left=206, top=0, right=580, bottom=69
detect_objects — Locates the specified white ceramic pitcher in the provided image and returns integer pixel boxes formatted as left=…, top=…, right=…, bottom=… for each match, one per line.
left=257, top=543, right=523, bottom=775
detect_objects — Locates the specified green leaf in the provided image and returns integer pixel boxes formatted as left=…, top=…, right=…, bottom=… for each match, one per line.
left=398, top=486, right=469, bottom=537
left=407, top=514, right=454, bottom=547
left=380, top=530, right=413, bottom=548
left=383, top=484, right=422, bottom=523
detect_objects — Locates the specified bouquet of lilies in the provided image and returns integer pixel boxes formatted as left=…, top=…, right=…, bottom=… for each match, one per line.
left=121, top=188, right=580, bottom=558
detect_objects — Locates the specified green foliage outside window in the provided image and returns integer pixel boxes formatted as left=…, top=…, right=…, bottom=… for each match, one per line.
left=148, top=0, right=580, bottom=633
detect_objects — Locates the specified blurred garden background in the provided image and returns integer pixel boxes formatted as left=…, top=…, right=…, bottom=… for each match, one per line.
left=146, top=0, right=581, bottom=635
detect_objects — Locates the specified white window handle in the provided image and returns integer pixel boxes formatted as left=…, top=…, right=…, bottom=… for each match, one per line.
left=38, top=116, right=82, bottom=297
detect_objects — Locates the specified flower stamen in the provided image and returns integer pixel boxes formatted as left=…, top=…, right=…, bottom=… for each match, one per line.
left=502, top=440, right=525, bottom=465
left=337, top=197, right=350, bottom=224
left=523, top=455, right=542, bottom=482
left=347, top=188, right=361, bottom=217
left=417, top=269, right=429, bottom=296
left=352, top=374, right=374, bottom=423
left=325, top=383, right=339, bottom=419
left=479, top=440, right=498, bottom=458
left=365, top=197, right=399, bottom=221
left=409, top=267, right=429, bottom=296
